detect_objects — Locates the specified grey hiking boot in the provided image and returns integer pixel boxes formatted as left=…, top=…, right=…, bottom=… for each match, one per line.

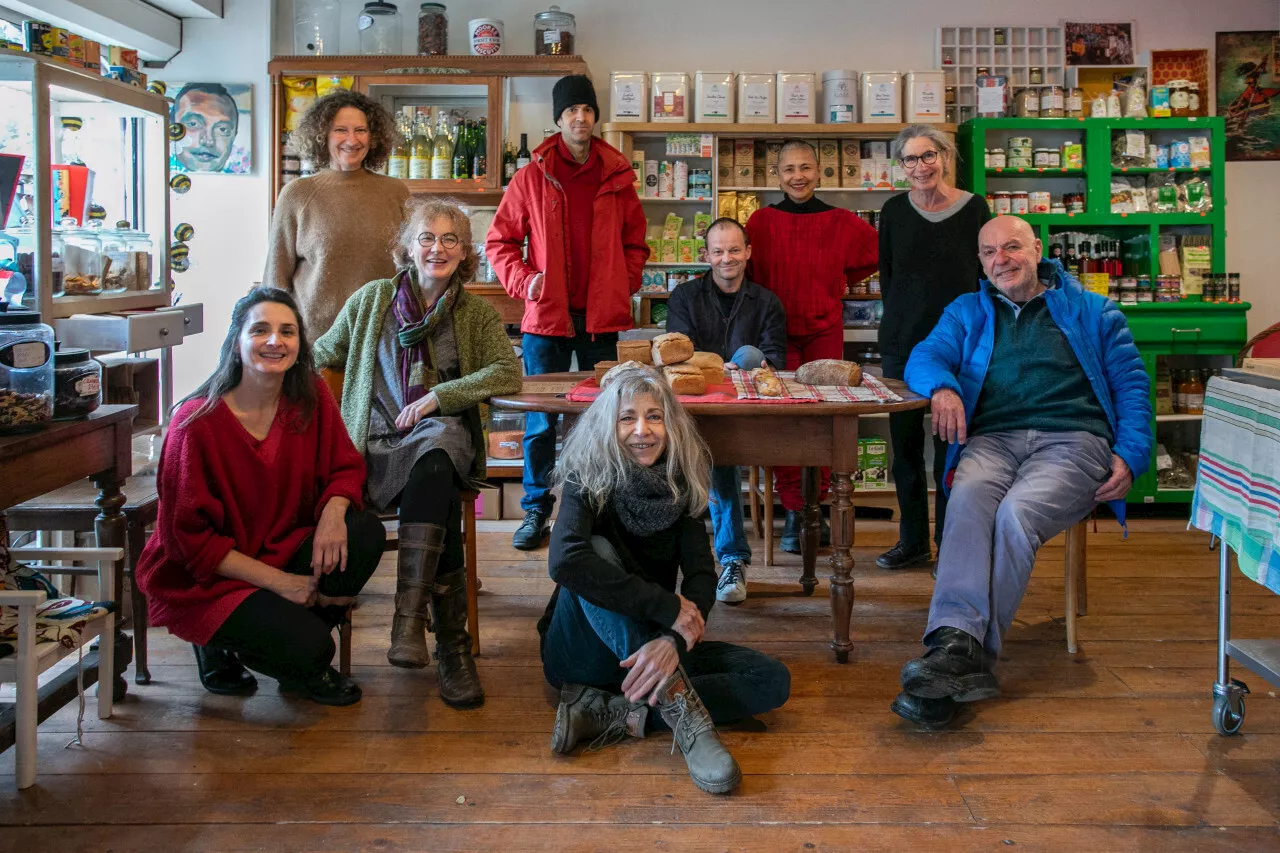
left=550, top=684, right=648, bottom=754
left=655, top=665, right=742, bottom=794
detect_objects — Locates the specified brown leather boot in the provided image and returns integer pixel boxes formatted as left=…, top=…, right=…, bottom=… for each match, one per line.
left=431, top=568, right=485, bottom=708
left=387, top=523, right=446, bottom=669
left=655, top=665, right=741, bottom=794
left=550, top=684, right=647, bottom=754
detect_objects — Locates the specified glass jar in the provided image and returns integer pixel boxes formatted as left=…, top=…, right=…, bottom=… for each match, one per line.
left=534, top=5, right=575, bottom=55
left=52, top=346, right=101, bottom=420
left=1066, top=87, right=1085, bottom=117
left=1013, top=88, right=1039, bottom=118
left=1188, top=82, right=1201, bottom=116
left=125, top=230, right=156, bottom=290
left=293, top=0, right=342, bottom=55
left=1136, top=275, right=1154, bottom=303
left=1029, top=66, right=1044, bottom=86
left=992, top=191, right=1012, bottom=215
left=987, top=147, right=1006, bottom=169
left=416, top=3, right=447, bottom=55
left=1169, top=80, right=1190, bottom=117
left=0, top=230, right=25, bottom=306
left=61, top=226, right=103, bottom=296
left=358, top=1, right=402, bottom=55
left=1010, top=190, right=1029, bottom=214
left=1040, top=85, right=1065, bottom=117
left=0, top=309, right=55, bottom=433
left=97, top=226, right=129, bottom=294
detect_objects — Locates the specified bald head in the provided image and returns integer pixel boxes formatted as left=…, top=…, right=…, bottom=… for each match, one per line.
left=978, top=215, right=1044, bottom=299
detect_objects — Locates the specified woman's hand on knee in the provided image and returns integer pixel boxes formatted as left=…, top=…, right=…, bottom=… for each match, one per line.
left=671, top=594, right=705, bottom=649
left=312, top=500, right=350, bottom=575
left=620, top=636, right=680, bottom=705
left=274, top=571, right=318, bottom=608
left=395, top=392, right=440, bottom=432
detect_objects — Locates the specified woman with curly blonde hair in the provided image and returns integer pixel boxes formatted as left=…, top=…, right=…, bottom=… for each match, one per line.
left=538, top=365, right=790, bottom=795
left=314, top=196, right=521, bottom=709
left=264, top=89, right=409, bottom=337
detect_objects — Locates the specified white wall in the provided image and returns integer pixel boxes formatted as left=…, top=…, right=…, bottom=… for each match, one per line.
left=161, top=0, right=1277, bottom=398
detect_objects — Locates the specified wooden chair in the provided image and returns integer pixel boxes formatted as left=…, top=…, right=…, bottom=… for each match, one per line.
left=1, top=546, right=120, bottom=789
left=6, top=478, right=158, bottom=684
left=747, top=466, right=776, bottom=566
left=322, top=369, right=482, bottom=673
left=1063, top=519, right=1089, bottom=654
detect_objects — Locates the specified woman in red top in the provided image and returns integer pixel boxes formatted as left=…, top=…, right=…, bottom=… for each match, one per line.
left=136, top=287, right=384, bottom=706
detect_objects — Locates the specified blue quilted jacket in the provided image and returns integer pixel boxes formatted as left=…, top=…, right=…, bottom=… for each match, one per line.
left=904, top=259, right=1152, bottom=524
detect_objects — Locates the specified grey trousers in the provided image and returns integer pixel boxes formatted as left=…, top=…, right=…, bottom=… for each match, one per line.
left=927, top=429, right=1112, bottom=656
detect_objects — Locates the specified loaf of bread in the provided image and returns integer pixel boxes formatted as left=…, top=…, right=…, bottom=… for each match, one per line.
left=663, top=363, right=706, bottom=396
left=593, top=360, right=619, bottom=385
left=752, top=367, right=784, bottom=397
left=651, top=332, right=695, bottom=366
left=687, top=351, right=725, bottom=371
left=601, top=360, right=645, bottom=388
left=796, top=359, right=863, bottom=387
left=700, top=367, right=723, bottom=386
left=616, top=339, right=653, bottom=365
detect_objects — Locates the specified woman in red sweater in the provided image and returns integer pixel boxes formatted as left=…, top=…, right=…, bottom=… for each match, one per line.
left=136, top=287, right=385, bottom=706
left=745, top=140, right=879, bottom=552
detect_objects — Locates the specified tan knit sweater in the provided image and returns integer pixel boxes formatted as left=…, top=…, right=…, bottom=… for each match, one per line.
left=263, top=168, right=410, bottom=337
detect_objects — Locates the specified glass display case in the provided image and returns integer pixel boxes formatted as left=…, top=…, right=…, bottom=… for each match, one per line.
left=0, top=52, right=170, bottom=319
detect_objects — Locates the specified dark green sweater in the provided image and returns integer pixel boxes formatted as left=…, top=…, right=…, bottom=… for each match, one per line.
left=969, top=290, right=1113, bottom=442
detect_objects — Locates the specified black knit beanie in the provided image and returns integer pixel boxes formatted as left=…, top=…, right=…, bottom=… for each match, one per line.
left=552, top=75, right=599, bottom=123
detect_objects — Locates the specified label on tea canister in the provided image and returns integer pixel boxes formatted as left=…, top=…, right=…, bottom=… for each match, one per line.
left=702, top=83, right=729, bottom=118
left=869, top=83, right=895, bottom=117
left=782, top=82, right=811, bottom=119
left=743, top=84, right=771, bottom=117
left=913, top=82, right=942, bottom=118
left=615, top=82, right=643, bottom=118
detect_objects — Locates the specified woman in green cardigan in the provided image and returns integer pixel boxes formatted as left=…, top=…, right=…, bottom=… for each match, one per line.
left=315, top=197, right=521, bottom=708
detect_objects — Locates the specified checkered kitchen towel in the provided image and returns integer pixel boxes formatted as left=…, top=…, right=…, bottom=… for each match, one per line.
left=729, top=368, right=903, bottom=404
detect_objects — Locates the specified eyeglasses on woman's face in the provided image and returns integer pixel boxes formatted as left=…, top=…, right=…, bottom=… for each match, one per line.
left=417, top=232, right=461, bottom=249
left=901, top=149, right=940, bottom=168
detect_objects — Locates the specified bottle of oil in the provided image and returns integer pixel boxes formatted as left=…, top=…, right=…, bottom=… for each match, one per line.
left=409, top=110, right=432, bottom=180
left=431, top=114, right=453, bottom=180
left=387, top=111, right=409, bottom=179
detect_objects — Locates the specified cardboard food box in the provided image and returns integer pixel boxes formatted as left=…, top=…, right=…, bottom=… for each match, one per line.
left=859, top=438, right=890, bottom=490
left=733, top=138, right=756, bottom=166
left=817, top=139, right=840, bottom=164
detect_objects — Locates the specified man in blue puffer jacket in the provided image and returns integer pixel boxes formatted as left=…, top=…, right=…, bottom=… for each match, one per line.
left=891, top=216, right=1152, bottom=729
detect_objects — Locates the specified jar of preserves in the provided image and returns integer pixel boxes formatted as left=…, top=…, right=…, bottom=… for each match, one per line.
left=1010, top=190, right=1029, bottom=214
left=1050, top=202, right=1066, bottom=214
left=1065, top=192, right=1085, bottom=213
left=0, top=309, right=54, bottom=433
left=1120, top=277, right=1138, bottom=305
left=1169, top=79, right=1190, bottom=117
left=1029, top=66, right=1044, bottom=86
left=51, top=346, right=101, bottom=420
left=1040, top=85, right=1065, bottom=117
left=988, top=147, right=1006, bottom=168
left=534, top=5, right=575, bottom=56
left=992, top=190, right=1011, bottom=215
left=1028, top=190, right=1051, bottom=213
left=985, top=192, right=995, bottom=213
left=1188, top=82, right=1201, bottom=116
left=1136, top=275, right=1154, bottom=303
left=1013, top=87, right=1039, bottom=117
left=1107, top=280, right=1120, bottom=302
left=1066, top=86, right=1085, bottom=117
left=945, top=85, right=956, bottom=105
left=416, top=3, right=447, bottom=55
left=1033, top=147, right=1054, bottom=167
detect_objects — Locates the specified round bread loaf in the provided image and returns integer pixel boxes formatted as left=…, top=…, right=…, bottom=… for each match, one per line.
left=795, top=359, right=863, bottom=387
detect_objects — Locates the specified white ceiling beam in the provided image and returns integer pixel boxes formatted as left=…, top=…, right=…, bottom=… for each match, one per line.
left=144, top=0, right=222, bottom=19
left=2, top=0, right=182, bottom=60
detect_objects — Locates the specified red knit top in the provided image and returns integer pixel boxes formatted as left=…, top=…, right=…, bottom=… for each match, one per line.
left=135, top=377, right=366, bottom=645
left=745, top=205, right=879, bottom=337
left=550, top=137, right=602, bottom=313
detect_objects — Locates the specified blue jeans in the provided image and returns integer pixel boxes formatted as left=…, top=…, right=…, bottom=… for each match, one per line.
left=708, top=346, right=765, bottom=566
left=541, top=536, right=790, bottom=724
left=521, top=316, right=618, bottom=514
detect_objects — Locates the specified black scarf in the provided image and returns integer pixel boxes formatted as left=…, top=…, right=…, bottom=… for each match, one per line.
left=611, top=459, right=687, bottom=537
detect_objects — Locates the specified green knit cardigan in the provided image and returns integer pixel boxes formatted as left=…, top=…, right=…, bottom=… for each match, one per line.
left=313, top=276, right=523, bottom=481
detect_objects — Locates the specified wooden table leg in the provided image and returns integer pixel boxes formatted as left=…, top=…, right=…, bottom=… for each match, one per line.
left=799, top=466, right=820, bottom=596
left=829, top=415, right=859, bottom=663
left=93, top=470, right=130, bottom=700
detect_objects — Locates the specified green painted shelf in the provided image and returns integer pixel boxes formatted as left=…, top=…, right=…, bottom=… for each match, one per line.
left=986, top=168, right=1086, bottom=176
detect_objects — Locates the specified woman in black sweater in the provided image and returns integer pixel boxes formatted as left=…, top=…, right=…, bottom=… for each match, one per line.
left=876, top=124, right=992, bottom=572
left=538, top=365, right=790, bottom=794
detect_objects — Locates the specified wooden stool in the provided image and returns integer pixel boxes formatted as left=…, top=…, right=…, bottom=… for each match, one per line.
left=747, top=466, right=776, bottom=566
left=1063, top=519, right=1089, bottom=653
left=6, top=476, right=158, bottom=684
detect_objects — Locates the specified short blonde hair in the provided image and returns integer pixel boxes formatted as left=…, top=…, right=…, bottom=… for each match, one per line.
left=393, top=197, right=479, bottom=284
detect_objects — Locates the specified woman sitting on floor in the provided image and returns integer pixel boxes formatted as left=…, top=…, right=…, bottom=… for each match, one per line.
left=136, top=287, right=385, bottom=707
left=314, top=197, right=521, bottom=709
left=539, top=364, right=791, bottom=794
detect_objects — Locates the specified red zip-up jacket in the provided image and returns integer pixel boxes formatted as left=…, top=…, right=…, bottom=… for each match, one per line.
left=486, top=135, right=648, bottom=337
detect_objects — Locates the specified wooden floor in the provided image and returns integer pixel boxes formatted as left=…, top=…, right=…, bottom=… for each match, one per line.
left=3, top=517, right=1280, bottom=851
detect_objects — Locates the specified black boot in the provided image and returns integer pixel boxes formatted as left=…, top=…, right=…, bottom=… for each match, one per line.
left=780, top=510, right=802, bottom=554
left=900, top=627, right=999, bottom=702
left=193, top=644, right=257, bottom=695
left=278, top=666, right=362, bottom=706
left=551, top=684, right=648, bottom=754
left=387, top=522, right=446, bottom=669
left=512, top=508, right=549, bottom=551
left=890, top=691, right=957, bottom=729
left=432, top=569, right=485, bottom=709
left=876, top=540, right=933, bottom=570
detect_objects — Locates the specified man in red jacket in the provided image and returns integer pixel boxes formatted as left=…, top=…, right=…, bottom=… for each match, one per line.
left=487, top=75, right=648, bottom=550
left=745, top=140, right=879, bottom=553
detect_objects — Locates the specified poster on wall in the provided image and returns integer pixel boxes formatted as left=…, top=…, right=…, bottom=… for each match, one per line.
left=162, top=82, right=253, bottom=174
left=1215, top=31, right=1280, bottom=162
left=1064, top=22, right=1135, bottom=66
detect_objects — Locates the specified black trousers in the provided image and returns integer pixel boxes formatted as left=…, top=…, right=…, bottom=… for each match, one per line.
left=397, top=449, right=464, bottom=575
left=882, top=354, right=949, bottom=549
left=208, top=509, right=386, bottom=682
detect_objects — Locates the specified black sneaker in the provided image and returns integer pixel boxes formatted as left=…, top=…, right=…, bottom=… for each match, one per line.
left=278, top=666, right=362, bottom=707
left=876, top=541, right=933, bottom=570
left=900, top=627, right=999, bottom=702
left=890, top=691, right=957, bottom=729
left=512, top=508, right=550, bottom=551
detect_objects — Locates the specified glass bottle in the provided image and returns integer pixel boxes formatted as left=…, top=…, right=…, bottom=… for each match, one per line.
left=453, top=119, right=471, bottom=180
left=503, top=141, right=517, bottom=185
left=1172, top=369, right=1186, bottom=413
left=409, top=110, right=431, bottom=179
left=516, top=132, right=531, bottom=170
left=431, top=114, right=453, bottom=180
left=472, top=118, right=487, bottom=179
left=1183, top=369, right=1205, bottom=415
left=387, top=111, right=409, bottom=178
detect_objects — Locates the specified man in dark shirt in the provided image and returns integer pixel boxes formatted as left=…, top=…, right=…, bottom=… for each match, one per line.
left=892, top=216, right=1152, bottom=729
left=666, top=218, right=787, bottom=604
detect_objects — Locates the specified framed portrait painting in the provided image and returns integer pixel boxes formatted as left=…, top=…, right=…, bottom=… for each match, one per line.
left=162, top=82, right=254, bottom=174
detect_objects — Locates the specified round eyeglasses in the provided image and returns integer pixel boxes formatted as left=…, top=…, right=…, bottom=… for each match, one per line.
left=417, top=232, right=461, bottom=249
left=900, top=150, right=940, bottom=168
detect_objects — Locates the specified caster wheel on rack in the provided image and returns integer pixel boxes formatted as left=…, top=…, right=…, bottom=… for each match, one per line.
left=1213, top=693, right=1245, bottom=736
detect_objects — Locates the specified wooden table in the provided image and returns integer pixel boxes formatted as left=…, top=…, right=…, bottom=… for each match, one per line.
left=491, top=373, right=927, bottom=662
left=0, top=405, right=137, bottom=724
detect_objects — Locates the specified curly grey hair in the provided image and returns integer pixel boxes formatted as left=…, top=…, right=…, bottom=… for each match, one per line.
left=890, top=124, right=958, bottom=177
left=392, top=196, right=479, bottom=284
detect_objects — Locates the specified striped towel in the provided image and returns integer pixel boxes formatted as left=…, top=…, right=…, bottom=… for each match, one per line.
left=729, top=367, right=903, bottom=404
